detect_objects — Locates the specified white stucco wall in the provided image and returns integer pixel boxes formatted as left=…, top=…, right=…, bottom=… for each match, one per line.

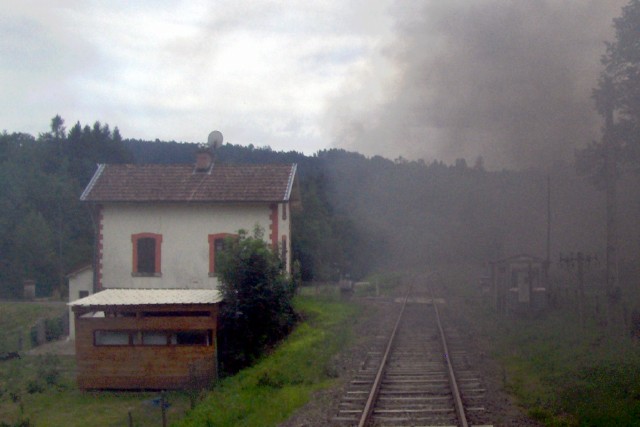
left=100, top=202, right=291, bottom=290
left=68, top=267, right=93, bottom=339
left=279, top=202, right=292, bottom=271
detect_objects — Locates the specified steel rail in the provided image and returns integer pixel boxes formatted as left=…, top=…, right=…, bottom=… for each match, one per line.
left=357, top=287, right=411, bottom=427
left=432, top=293, right=469, bottom=427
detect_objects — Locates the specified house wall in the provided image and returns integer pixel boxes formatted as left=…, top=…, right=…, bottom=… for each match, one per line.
left=100, top=202, right=291, bottom=290
left=274, top=202, right=292, bottom=272
left=73, top=304, right=218, bottom=390
left=68, top=267, right=94, bottom=339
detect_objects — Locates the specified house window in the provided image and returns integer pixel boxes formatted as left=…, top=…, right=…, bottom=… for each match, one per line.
left=208, top=233, right=236, bottom=276
left=79, top=290, right=89, bottom=299
left=132, top=233, right=162, bottom=276
left=282, top=203, right=287, bottom=221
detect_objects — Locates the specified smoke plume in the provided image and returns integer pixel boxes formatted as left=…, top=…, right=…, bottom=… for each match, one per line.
left=328, top=0, right=628, bottom=169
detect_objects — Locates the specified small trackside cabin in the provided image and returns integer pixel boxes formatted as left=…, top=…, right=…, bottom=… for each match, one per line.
left=69, top=288, right=221, bottom=390
left=490, top=254, right=547, bottom=315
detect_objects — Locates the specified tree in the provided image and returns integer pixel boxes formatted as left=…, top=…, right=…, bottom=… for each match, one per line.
left=596, top=0, right=640, bottom=167
left=216, top=227, right=296, bottom=374
left=50, top=115, right=66, bottom=140
left=577, top=0, right=640, bottom=322
left=0, top=116, right=131, bottom=298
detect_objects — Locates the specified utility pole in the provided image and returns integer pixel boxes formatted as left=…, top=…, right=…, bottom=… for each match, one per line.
left=602, top=77, right=619, bottom=324
left=545, top=174, right=551, bottom=303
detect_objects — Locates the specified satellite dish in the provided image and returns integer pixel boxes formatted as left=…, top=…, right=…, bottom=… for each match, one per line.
left=207, top=130, right=224, bottom=149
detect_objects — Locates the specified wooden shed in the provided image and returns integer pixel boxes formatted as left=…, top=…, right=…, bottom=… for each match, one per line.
left=69, top=288, right=221, bottom=390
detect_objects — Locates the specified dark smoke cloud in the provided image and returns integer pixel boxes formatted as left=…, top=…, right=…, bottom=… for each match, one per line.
left=328, top=0, right=628, bottom=169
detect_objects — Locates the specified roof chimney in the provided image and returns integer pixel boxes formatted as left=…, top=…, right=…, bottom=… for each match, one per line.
left=195, top=130, right=223, bottom=173
left=195, top=148, right=214, bottom=172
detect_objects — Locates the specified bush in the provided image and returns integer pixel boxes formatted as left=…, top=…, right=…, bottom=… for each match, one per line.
left=36, top=354, right=61, bottom=386
left=44, top=317, right=63, bottom=342
left=217, top=227, right=297, bottom=374
left=557, top=363, right=640, bottom=424
left=29, top=327, right=38, bottom=347
left=0, top=420, right=31, bottom=427
left=26, top=380, right=44, bottom=394
left=29, top=316, right=64, bottom=347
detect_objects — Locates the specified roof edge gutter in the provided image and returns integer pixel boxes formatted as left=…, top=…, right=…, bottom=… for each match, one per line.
left=284, top=163, right=297, bottom=201
left=80, top=164, right=105, bottom=201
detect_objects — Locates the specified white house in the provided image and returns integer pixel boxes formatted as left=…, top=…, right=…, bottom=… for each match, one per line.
left=80, top=148, right=298, bottom=292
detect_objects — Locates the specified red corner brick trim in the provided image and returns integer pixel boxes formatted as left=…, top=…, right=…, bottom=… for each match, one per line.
left=269, top=204, right=279, bottom=248
left=208, top=233, right=237, bottom=274
left=281, top=234, right=287, bottom=269
left=131, top=233, right=163, bottom=274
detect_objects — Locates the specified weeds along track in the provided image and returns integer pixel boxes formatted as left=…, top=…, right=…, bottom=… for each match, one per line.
left=334, top=287, right=492, bottom=426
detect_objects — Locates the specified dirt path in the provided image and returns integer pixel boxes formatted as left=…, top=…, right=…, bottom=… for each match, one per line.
left=26, top=336, right=75, bottom=356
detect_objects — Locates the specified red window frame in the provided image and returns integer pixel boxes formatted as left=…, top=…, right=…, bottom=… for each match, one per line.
left=131, top=233, right=162, bottom=276
left=208, top=233, right=237, bottom=276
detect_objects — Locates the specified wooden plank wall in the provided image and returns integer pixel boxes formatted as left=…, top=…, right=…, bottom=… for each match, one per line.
left=74, top=304, right=219, bottom=390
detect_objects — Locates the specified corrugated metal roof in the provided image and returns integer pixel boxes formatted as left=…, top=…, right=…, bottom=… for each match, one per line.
left=80, top=163, right=297, bottom=203
left=68, top=288, right=222, bottom=307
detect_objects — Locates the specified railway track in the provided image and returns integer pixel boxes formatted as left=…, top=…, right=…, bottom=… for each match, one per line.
left=333, top=288, right=492, bottom=427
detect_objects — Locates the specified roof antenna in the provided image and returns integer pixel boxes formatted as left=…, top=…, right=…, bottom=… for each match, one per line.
left=207, top=130, right=223, bottom=151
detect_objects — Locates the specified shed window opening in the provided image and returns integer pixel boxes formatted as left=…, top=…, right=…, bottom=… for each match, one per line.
left=172, top=330, right=211, bottom=346
left=93, top=330, right=212, bottom=347
left=95, top=330, right=131, bottom=346
left=142, top=331, right=169, bottom=345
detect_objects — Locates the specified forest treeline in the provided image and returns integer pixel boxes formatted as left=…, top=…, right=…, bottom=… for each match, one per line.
left=1, top=116, right=639, bottom=298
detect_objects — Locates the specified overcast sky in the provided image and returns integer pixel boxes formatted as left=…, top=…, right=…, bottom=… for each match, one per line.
left=1, top=1, right=628, bottom=169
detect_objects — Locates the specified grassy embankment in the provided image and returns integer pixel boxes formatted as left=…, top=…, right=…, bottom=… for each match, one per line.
left=438, top=264, right=640, bottom=426
left=0, top=353, right=192, bottom=426
left=0, top=301, right=192, bottom=426
left=0, top=302, right=66, bottom=353
left=0, top=294, right=359, bottom=426
left=176, top=293, right=359, bottom=427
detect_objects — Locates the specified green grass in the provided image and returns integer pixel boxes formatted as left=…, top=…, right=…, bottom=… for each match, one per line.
left=0, top=294, right=359, bottom=426
left=175, top=295, right=359, bottom=427
left=0, top=301, right=67, bottom=353
left=492, top=312, right=640, bottom=426
left=436, top=263, right=640, bottom=426
left=0, top=354, right=191, bottom=426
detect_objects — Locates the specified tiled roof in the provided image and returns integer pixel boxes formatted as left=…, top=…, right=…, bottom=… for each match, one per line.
left=80, top=163, right=297, bottom=203
left=69, top=288, right=222, bottom=307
